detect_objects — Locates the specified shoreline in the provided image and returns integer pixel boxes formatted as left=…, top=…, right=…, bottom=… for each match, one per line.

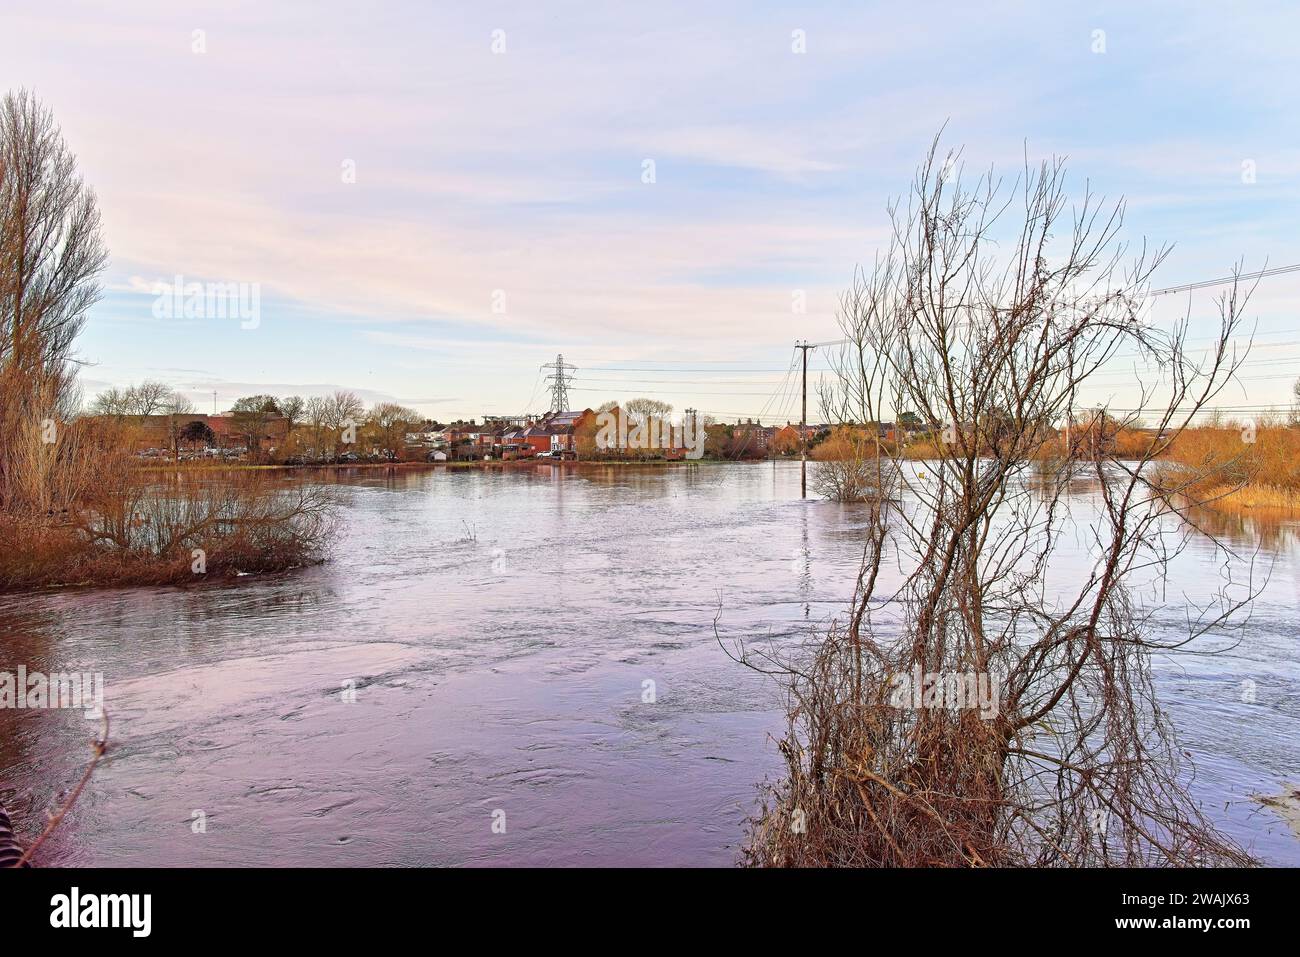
left=136, top=457, right=769, bottom=473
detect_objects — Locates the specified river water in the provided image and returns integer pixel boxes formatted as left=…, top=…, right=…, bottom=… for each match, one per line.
left=1, top=461, right=1297, bottom=865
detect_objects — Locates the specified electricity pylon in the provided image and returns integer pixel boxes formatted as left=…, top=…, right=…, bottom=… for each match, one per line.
left=542, top=354, right=577, bottom=412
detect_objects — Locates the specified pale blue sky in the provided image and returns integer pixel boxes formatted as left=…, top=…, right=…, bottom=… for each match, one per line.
left=3, top=1, right=1298, bottom=422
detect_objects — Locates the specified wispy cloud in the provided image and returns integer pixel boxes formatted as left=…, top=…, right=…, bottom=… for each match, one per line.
left=4, top=0, right=1298, bottom=416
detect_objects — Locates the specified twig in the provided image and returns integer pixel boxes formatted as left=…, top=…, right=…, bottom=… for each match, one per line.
left=15, top=710, right=109, bottom=867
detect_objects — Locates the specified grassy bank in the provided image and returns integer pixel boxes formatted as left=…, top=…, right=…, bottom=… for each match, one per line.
left=1193, top=483, right=1300, bottom=513
left=1154, top=424, right=1300, bottom=514
left=139, top=456, right=734, bottom=473
left=0, top=466, right=337, bottom=593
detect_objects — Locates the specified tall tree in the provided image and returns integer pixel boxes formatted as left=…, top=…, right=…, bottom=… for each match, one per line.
left=88, top=386, right=132, bottom=417
left=304, top=395, right=329, bottom=458
left=367, top=402, right=418, bottom=458
left=0, top=90, right=108, bottom=511
left=280, top=395, right=305, bottom=432
left=326, top=390, right=364, bottom=453
left=624, top=397, right=673, bottom=423
left=90, top=380, right=188, bottom=419
left=163, top=391, right=195, bottom=457
left=126, top=380, right=174, bottom=417
left=0, top=89, right=108, bottom=376
left=230, top=394, right=281, bottom=455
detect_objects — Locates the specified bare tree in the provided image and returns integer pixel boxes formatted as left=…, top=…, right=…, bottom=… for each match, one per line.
left=0, top=89, right=107, bottom=376
left=88, top=385, right=131, bottom=417
left=367, top=401, right=418, bottom=458
left=0, top=89, right=108, bottom=513
left=811, top=426, right=888, bottom=502
left=126, top=380, right=174, bottom=417
left=164, top=392, right=194, bottom=416
left=88, top=380, right=179, bottom=419
left=624, top=397, right=673, bottom=422
left=229, top=394, right=281, bottom=457
left=737, top=136, right=1257, bottom=867
left=163, top=391, right=195, bottom=458
left=280, top=394, right=305, bottom=432
left=325, top=390, right=364, bottom=454
left=304, top=395, right=330, bottom=458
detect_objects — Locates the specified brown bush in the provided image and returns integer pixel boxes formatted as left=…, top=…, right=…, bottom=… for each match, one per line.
left=811, top=426, right=893, bottom=502
left=1157, top=424, right=1300, bottom=506
left=0, top=468, right=337, bottom=590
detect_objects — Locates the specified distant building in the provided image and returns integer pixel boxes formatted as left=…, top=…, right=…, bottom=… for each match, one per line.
left=502, top=409, right=594, bottom=457
left=731, top=418, right=776, bottom=453
left=482, top=414, right=532, bottom=429
left=86, top=412, right=288, bottom=454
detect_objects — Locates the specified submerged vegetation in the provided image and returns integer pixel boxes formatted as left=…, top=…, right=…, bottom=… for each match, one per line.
left=812, top=413, right=1300, bottom=511
left=735, top=136, right=1260, bottom=867
left=0, top=90, right=336, bottom=592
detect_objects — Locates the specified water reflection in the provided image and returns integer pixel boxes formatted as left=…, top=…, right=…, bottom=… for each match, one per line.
left=0, top=461, right=1296, bottom=865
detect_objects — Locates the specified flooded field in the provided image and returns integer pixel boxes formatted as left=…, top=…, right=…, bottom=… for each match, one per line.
left=2, top=461, right=1297, bottom=865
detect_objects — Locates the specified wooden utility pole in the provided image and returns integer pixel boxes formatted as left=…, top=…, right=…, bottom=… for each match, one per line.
left=795, top=340, right=816, bottom=498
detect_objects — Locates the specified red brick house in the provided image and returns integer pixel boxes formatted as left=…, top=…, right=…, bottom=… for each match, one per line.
left=504, top=409, right=594, bottom=457
left=731, top=418, right=776, bottom=453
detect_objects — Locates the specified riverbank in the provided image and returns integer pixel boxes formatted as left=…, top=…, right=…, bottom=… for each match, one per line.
left=136, top=457, right=736, bottom=473
left=1155, top=425, right=1300, bottom=515
left=1198, top=484, right=1300, bottom=514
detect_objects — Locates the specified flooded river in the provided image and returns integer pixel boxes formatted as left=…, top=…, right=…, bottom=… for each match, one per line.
left=2, top=461, right=1297, bottom=865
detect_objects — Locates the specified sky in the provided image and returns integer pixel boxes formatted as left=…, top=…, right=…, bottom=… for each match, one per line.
left=3, top=1, right=1299, bottom=424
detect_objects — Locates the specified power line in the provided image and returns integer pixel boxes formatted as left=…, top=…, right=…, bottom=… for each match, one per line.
left=575, top=376, right=817, bottom=385
left=730, top=350, right=801, bottom=461
left=581, top=357, right=794, bottom=365
left=580, top=366, right=799, bottom=373
left=806, top=263, right=1300, bottom=352
left=518, top=265, right=1300, bottom=421
left=569, top=387, right=794, bottom=396
left=1147, top=262, right=1300, bottom=297
left=517, top=367, right=545, bottom=416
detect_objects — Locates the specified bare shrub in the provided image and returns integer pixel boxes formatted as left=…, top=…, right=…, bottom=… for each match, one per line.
left=736, top=136, right=1258, bottom=867
left=1, top=466, right=337, bottom=589
left=811, top=426, right=894, bottom=502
